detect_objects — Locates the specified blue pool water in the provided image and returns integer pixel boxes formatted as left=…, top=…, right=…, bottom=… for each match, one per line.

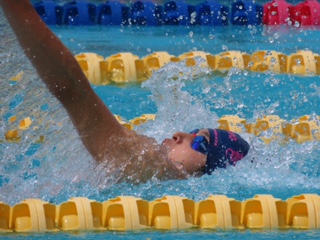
left=1, top=229, right=320, bottom=240
left=1, top=11, right=320, bottom=239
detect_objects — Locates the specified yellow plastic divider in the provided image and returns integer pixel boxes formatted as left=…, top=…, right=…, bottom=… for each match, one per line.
left=75, top=53, right=104, bottom=85
left=286, top=194, right=320, bottom=229
left=4, top=129, right=20, bottom=142
left=4, top=116, right=33, bottom=142
left=282, top=115, right=320, bottom=143
left=8, top=116, right=17, bottom=123
left=72, top=50, right=320, bottom=85
left=9, top=71, right=24, bottom=81
left=245, top=115, right=284, bottom=143
left=3, top=114, right=320, bottom=144
left=102, top=196, right=148, bottom=231
left=2, top=195, right=320, bottom=232
left=287, top=50, right=319, bottom=76
left=142, top=51, right=174, bottom=78
left=57, top=197, right=105, bottom=231
left=218, top=115, right=247, bottom=133
left=149, top=196, right=195, bottom=229
left=250, top=50, right=287, bottom=74
left=214, top=51, right=249, bottom=72
left=19, top=117, right=32, bottom=130
left=178, top=51, right=209, bottom=67
left=0, top=202, right=12, bottom=232
left=11, top=199, right=58, bottom=232
left=242, top=195, right=288, bottom=229
left=130, top=114, right=156, bottom=126
left=196, top=195, right=242, bottom=230
left=104, top=52, right=140, bottom=83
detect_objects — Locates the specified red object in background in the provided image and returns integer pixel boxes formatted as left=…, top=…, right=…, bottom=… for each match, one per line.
left=263, top=0, right=292, bottom=25
left=289, top=0, right=320, bottom=26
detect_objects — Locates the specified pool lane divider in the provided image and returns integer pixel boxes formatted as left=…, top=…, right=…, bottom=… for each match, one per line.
left=1, top=194, right=320, bottom=232
left=33, top=0, right=320, bottom=27
left=3, top=114, right=320, bottom=144
left=73, top=50, right=320, bottom=85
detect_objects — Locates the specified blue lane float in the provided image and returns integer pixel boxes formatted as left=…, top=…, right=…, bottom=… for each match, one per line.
left=230, top=0, right=263, bottom=25
left=130, top=1, right=163, bottom=26
left=196, top=0, right=229, bottom=26
left=62, top=0, right=96, bottom=26
left=163, top=0, right=196, bottom=25
left=33, top=0, right=63, bottom=25
left=33, top=0, right=320, bottom=26
left=96, top=1, right=130, bottom=25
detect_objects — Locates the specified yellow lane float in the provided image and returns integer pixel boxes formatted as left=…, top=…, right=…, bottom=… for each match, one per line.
left=72, top=50, right=320, bottom=85
left=1, top=194, right=320, bottom=232
left=3, top=114, right=320, bottom=144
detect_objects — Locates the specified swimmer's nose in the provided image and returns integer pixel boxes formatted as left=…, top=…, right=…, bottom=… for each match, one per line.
left=172, top=132, right=193, bottom=144
left=172, top=132, right=181, bottom=143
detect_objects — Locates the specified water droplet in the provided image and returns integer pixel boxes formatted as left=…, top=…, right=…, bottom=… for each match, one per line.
left=203, top=87, right=210, bottom=94
left=273, top=32, right=280, bottom=39
left=303, top=96, right=308, bottom=102
left=237, top=103, right=244, bottom=109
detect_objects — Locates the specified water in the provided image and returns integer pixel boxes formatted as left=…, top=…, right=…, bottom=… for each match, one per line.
left=1, top=9, right=320, bottom=239
left=1, top=229, right=320, bottom=240
left=54, top=24, right=320, bottom=58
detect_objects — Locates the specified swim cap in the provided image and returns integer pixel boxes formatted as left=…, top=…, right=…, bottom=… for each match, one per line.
left=204, top=129, right=249, bottom=174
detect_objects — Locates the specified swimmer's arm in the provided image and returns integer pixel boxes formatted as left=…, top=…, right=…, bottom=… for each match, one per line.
left=1, top=0, right=126, bottom=161
left=1, top=0, right=186, bottom=182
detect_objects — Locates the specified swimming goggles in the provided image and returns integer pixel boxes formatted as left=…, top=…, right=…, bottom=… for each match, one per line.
left=189, top=129, right=209, bottom=155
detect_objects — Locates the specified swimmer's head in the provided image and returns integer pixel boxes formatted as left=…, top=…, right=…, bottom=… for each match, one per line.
left=162, top=128, right=249, bottom=175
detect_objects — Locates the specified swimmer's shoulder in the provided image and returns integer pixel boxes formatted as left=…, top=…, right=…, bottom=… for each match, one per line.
left=106, top=131, right=187, bottom=183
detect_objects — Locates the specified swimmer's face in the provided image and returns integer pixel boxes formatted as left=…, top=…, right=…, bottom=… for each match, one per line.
left=162, top=129, right=209, bottom=174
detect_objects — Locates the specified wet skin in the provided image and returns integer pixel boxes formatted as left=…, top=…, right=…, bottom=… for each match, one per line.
left=163, top=129, right=210, bottom=174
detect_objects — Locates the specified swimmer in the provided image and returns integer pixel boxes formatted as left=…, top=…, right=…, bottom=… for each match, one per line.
left=1, top=0, right=249, bottom=182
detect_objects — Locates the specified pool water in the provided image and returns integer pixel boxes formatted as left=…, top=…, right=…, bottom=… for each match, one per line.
left=1, top=228, right=320, bottom=240
left=1, top=11, right=320, bottom=239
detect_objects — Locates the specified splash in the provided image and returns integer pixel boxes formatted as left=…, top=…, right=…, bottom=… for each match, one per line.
left=0, top=12, right=108, bottom=205
left=140, top=58, right=219, bottom=142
